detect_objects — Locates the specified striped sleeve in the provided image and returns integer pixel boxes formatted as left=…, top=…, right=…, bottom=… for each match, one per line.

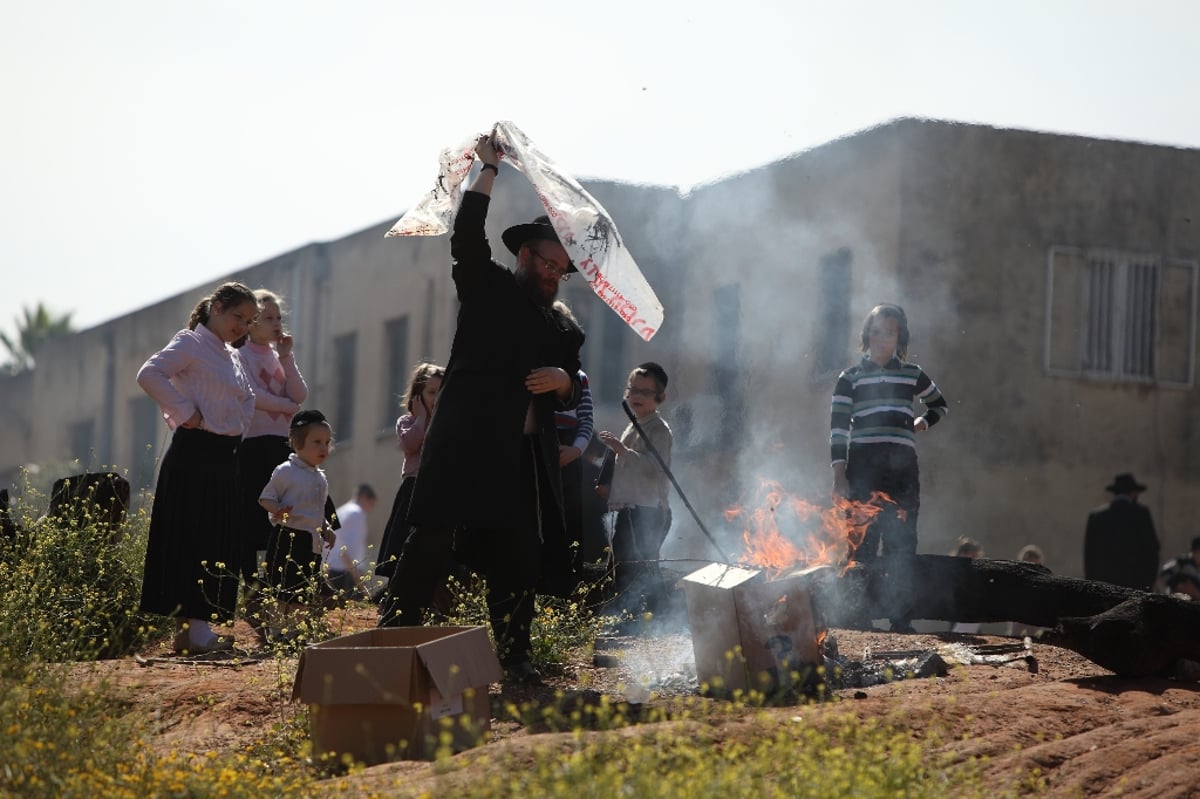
left=572, top=372, right=594, bottom=450
left=830, top=370, right=854, bottom=464
left=915, top=369, right=948, bottom=427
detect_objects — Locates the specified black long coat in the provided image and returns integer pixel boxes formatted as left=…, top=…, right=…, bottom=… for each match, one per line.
left=407, top=191, right=584, bottom=534
left=1083, top=496, right=1160, bottom=590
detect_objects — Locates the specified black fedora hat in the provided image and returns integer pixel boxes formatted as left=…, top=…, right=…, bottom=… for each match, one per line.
left=1105, top=472, right=1147, bottom=493
left=501, top=215, right=577, bottom=273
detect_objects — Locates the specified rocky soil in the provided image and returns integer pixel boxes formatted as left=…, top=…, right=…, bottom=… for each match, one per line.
left=79, top=608, right=1200, bottom=799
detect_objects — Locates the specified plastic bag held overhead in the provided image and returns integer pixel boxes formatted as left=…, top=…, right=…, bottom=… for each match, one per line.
left=386, top=121, right=664, bottom=341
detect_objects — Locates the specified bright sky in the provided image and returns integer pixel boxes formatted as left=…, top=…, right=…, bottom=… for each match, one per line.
left=2, top=0, right=1197, bottom=338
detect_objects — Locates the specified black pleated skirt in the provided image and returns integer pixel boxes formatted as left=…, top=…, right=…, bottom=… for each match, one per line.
left=235, top=434, right=292, bottom=579
left=374, top=475, right=416, bottom=578
left=139, top=427, right=242, bottom=622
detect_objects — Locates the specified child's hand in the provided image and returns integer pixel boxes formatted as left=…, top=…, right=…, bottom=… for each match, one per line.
left=831, top=464, right=849, bottom=501
left=525, top=367, right=569, bottom=395
left=598, top=430, right=629, bottom=456
left=558, top=445, right=582, bottom=466
left=276, top=333, right=294, bottom=359
left=832, top=474, right=849, bottom=500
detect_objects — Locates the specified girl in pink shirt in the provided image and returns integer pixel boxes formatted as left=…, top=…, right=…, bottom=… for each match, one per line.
left=233, top=290, right=308, bottom=589
left=136, top=282, right=257, bottom=655
left=375, top=362, right=444, bottom=579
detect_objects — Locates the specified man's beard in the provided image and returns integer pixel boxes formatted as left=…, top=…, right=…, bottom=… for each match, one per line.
left=516, top=268, right=558, bottom=306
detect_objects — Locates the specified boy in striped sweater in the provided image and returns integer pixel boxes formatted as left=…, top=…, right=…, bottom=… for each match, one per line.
left=830, top=304, right=948, bottom=631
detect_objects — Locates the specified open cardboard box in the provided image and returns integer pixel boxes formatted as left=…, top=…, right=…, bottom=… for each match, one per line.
left=292, top=626, right=502, bottom=764
left=682, top=562, right=821, bottom=695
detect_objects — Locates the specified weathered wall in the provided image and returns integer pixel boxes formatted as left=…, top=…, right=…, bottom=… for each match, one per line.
left=894, top=120, right=1200, bottom=574
left=5, top=119, right=1198, bottom=581
left=0, top=370, right=34, bottom=487
left=657, top=125, right=909, bottom=563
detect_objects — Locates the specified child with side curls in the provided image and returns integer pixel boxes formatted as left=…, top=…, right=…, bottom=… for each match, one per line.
left=258, top=409, right=336, bottom=643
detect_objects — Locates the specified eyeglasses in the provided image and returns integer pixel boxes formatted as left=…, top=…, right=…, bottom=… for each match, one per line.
left=624, top=387, right=657, bottom=398
left=528, top=247, right=571, bottom=282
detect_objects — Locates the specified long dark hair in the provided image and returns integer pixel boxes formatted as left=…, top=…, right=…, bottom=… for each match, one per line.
left=402, top=362, right=446, bottom=413
left=188, top=282, right=257, bottom=330
left=859, top=303, right=910, bottom=360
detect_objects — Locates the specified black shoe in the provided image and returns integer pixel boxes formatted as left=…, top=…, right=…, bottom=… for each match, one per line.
left=503, top=660, right=545, bottom=686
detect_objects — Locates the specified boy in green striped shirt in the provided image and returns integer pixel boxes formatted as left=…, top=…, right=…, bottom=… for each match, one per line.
left=830, top=304, right=948, bottom=632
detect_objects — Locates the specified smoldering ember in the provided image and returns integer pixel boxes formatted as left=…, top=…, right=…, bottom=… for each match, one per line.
left=675, top=556, right=1200, bottom=694
left=662, top=484, right=1200, bottom=696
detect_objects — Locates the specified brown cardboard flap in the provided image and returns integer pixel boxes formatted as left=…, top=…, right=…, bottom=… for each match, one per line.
left=682, top=564, right=764, bottom=692
left=734, top=579, right=819, bottom=680
left=417, top=626, right=503, bottom=697
left=291, top=626, right=501, bottom=705
left=293, top=643, right=417, bottom=705
left=681, top=562, right=762, bottom=590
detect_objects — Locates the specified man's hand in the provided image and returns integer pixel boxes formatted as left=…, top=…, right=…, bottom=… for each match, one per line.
left=525, top=367, right=570, bottom=395
left=913, top=417, right=929, bottom=432
left=594, top=483, right=610, bottom=501
left=181, top=411, right=203, bottom=429
left=320, top=527, right=337, bottom=549
left=474, top=133, right=500, bottom=168
left=559, top=445, right=582, bottom=466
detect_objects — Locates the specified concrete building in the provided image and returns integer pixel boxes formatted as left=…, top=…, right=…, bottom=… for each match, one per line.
left=4, top=118, right=1198, bottom=578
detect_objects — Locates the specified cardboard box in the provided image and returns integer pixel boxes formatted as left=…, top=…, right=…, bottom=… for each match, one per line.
left=682, top=563, right=820, bottom=695
left=292, top=626, right=502, bottom=764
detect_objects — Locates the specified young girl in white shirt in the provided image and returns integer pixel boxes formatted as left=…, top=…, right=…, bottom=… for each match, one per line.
left=136, top=282, right=258, bottom=654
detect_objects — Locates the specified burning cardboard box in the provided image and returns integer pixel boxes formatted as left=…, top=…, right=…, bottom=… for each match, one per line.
left=292, top=626, right=502, bottom=764
left=682, top=562, right=824, bottom=695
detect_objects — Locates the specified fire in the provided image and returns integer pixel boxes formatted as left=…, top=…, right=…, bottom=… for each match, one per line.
left=728, top=478, right=896, bottom=578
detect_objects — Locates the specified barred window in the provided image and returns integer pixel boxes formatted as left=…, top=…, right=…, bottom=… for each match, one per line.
left=69, top=417, right=95, bottom=468
left=129, top=395, right=160, bottom=490
left=333, top=332, right=357, bottom=441
left=381, top=316, right=409, bottom=430
left=815, top=247, right=852, bottom=377
left=713, top=283, right=742, bottom=447
left=1045, top=246, right=1197, bottom=386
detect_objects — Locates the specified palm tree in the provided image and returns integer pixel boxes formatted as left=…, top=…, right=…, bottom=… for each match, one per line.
left=0, top=303, right=75, bottom=374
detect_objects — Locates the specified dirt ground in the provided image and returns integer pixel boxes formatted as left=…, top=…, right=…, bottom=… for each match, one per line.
left=80, top=607, right=1200, bottom=799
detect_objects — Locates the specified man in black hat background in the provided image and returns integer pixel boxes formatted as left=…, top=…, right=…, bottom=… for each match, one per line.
left=1083, top=472, right=1160, bottom=590
left=380, top=133, right=585, bottom=683
left=1155, top=535, right=1200, bottom=598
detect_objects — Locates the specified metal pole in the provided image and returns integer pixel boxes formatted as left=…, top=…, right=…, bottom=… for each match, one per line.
left=621, top=400, right=732, bottom=563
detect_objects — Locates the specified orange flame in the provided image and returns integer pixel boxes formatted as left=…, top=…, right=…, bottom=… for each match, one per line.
left=728, top=479, right=897, bottom=578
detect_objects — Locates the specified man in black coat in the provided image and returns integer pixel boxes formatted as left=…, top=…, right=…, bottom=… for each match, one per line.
left=1084, top=472, right=1160, bottom=591
left=380, top=134, right=585, bottom=683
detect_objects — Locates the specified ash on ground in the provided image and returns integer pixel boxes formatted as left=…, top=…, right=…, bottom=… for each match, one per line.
left=591, top=630, right=1037, bottom=701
